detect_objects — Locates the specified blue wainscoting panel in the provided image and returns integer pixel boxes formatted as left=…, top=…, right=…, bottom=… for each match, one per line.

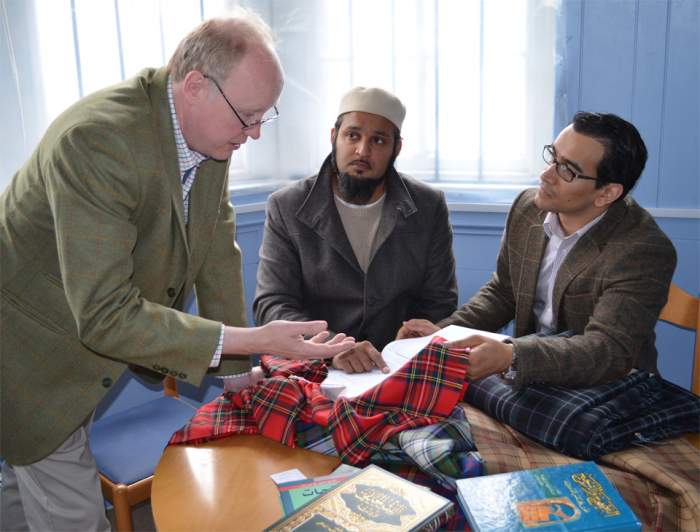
left=657, top=0, right=699, bottom=209
left=235, top=210, right=266, bottom=325
left=579, top=0, right=637, bottom=115
left=630, top=0, right=669, bottom=207
left=450, top=210, right=506, bottom=304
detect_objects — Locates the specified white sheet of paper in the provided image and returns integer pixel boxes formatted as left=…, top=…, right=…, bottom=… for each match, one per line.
left=323, top=324, right=509, bottom=399
left=269, top=468, right=306, bottom=485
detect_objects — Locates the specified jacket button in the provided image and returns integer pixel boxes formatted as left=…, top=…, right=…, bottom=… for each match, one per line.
left=102, top=377, right=112, bottom=388
left=167, top=287, right=177, bottom=298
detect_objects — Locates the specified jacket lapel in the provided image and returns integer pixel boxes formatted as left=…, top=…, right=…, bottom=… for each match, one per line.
left=551, top=200, right=627, bottom=324
left=551, top=236, right=599, bottom=318
left=514, top=219, right=547, bottom=337
left=149, top=67, right=190, bottom=259
left=369, top=169, right=417, bottom=263
left=186, top=159, right=228, bottom=268
left=296, top=157, right=362, bottom=272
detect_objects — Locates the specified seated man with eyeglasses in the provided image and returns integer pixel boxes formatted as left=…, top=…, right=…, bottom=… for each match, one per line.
left=398, top=112, right=677, bottom=388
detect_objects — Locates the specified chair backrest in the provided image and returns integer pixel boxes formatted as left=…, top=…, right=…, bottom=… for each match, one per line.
left=659, top=282, right=700, bottom=395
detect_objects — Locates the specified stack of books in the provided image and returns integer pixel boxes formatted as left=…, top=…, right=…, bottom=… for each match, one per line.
left=267, top=464, right=454, bottom=531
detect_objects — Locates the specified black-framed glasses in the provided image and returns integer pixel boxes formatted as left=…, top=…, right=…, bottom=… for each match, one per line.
left=204, top=75, right=279, bottom=130
left=542, top=144, right=599, bottom=183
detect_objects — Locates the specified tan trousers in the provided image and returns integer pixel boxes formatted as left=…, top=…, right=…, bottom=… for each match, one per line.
left=0, top=418, right=110, bottom=532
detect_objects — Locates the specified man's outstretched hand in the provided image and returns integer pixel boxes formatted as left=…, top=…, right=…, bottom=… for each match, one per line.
left=223, top=320, right=355, bottom=360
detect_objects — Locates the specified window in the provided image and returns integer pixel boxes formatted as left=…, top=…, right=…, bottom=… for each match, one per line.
left=9, top=0, right=558, bottom=190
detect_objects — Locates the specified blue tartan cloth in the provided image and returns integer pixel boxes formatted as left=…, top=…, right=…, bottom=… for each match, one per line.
left=295, top=406, right=484, bottom=491
left=371, top=406, right=484, bottom=491
left=465, top=370, right=700, bottom=459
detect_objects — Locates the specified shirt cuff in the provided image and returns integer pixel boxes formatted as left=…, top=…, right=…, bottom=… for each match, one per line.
left=209, top=324, right=225, bottom=368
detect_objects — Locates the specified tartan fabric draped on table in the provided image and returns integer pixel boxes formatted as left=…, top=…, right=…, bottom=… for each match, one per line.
left=169, top=339, right=478, bottom=472
left=167, top=340, right=700, bottom=530
left=465, top=370, right=700, bottom=459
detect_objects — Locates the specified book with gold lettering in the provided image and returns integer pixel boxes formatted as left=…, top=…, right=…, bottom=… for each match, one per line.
left=456, top=462, right=641, bottom=531
left=265, top=464, right=454, bottom=531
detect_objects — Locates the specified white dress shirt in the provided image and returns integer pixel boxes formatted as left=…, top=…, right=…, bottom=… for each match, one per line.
left=532, top=211, right=606, bottom=333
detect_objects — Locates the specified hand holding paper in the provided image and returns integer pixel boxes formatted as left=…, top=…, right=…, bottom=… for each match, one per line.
left=447, top=335, right=513, bottom=380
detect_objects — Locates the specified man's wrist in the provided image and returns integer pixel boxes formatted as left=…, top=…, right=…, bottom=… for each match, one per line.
left=501, top=343, right=518, bottom=380
left=222, top=325, right=260, bottom=356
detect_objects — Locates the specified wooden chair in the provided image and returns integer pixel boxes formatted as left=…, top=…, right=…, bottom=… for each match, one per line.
left=658, top=282, right=700, bottom=448
left=90, top=376, right=196, bottom=531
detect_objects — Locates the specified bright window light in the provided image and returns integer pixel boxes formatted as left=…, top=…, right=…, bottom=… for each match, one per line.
left=28, top=0, right=557, bottom=187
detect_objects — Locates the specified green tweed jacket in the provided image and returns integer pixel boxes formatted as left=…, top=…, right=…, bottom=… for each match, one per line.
left=439, top=188, right=677, bottom=388
left=1, top=68, right=249, bottom=465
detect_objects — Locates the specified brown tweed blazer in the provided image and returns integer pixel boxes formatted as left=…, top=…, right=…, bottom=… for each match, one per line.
left=0, top=68, right=249, bottom=465
left=439, top=188, right=676, bottom=388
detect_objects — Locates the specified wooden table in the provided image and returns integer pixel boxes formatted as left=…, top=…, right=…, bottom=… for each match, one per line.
left=151, top=435, right=340, bottom=531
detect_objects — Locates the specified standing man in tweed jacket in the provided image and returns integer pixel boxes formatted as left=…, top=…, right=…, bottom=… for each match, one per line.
left=0, top=11, right=353, bottom=531
left=254, top=87, right=458, bottom=374
left=400, top=112, right=676, bottom=389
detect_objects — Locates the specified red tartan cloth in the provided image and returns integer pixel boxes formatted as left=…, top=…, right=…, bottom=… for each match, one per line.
left=168, top=339, right=470, bottom=464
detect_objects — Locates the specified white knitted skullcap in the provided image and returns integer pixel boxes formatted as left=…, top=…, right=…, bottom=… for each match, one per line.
left=338, top=86, right=406, bottom=130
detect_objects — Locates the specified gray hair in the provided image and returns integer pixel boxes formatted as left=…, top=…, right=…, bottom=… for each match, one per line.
left=168, top=7, right=277, bottom=82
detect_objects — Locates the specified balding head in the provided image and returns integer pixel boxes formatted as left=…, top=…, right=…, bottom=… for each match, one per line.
left=168, top=8, right=281, bottom=83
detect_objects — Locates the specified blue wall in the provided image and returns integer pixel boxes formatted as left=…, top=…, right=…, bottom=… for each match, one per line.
left=559, top=0, right=699, bottom=211
left=96, top=0, right=699, bottom=417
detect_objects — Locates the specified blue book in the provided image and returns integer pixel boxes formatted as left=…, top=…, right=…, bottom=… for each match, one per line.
left=456, top=462, right=641, bottom=531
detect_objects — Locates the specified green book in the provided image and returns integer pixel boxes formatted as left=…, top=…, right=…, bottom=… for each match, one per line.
left=266, top=464, right=454, bottom=531
left=277, top=472, right=357, bottom=515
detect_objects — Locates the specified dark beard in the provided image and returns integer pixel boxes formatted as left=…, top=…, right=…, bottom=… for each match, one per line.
left=330, top=141, right=398, bottom=204
left=336, top=171, right=383, bottom=203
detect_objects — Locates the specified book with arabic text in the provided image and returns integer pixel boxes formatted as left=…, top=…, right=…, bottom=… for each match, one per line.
left=276, top=471, right=358, bottom=515
left=265, top=464, right=454, bottom=531
left=456, top=462, right=641, bottom=531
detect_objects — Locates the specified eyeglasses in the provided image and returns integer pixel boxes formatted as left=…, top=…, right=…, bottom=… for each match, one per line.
left=203, top=75, right=279, bottom=130
left=542, top=144, right=599, bottom=183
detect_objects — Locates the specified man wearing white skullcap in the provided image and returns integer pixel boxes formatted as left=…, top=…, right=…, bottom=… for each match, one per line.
left=254, top=87, right=457, bottom=373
